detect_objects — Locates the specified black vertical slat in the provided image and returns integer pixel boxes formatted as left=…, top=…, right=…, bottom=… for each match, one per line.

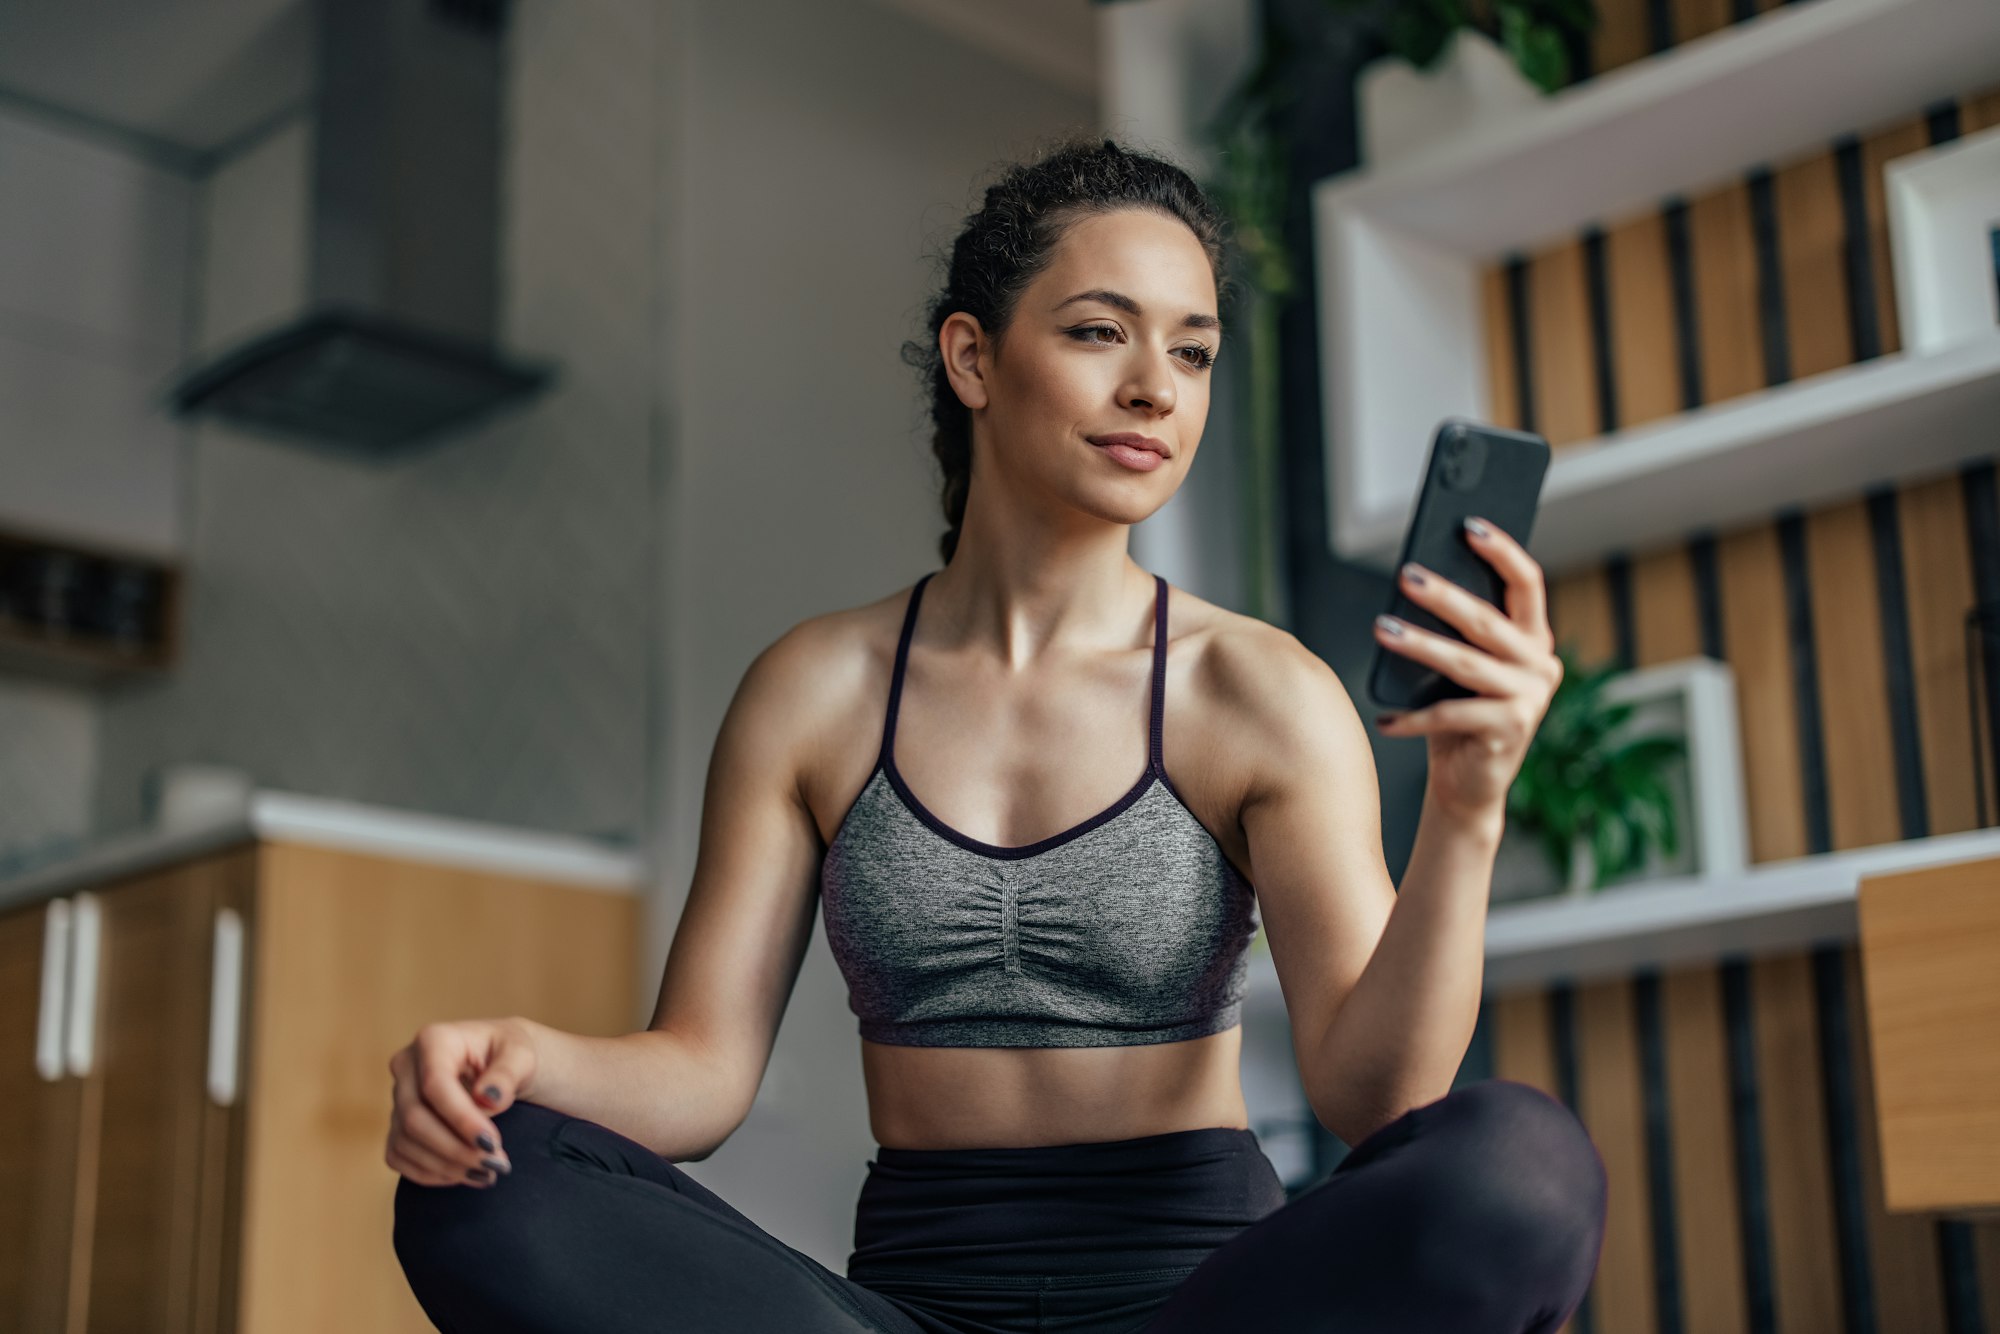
left=1584, top=225, right=1620, bottom=435
left=1835, top=136, right=1882, bottom=363
left=1937, top=460, right=1996, bottom=1334
left=1507, top=254, right=1537, bottom=434
left=1663, top=197, right=1705, bottom=411
left=1939, top=1224, right=1984, bottom=1334
left=1607, top=552, right=1636, bottom=670
left=1689, top=532, right=1725, bottom=661
left=1549, top=980, right=1595, bottom=1334
left=1634, top=969, right=1685, bottom=1334
left=1747, top=167, right=1793, bottom=388
left=1965, top=461, right=2000, bottom=826
left=1813, top=944, right=1878, bottom=1334
left=1730, top=0, right=1759, bottom=21
left=1865, top=488, right=1929, bottom=839
left=1723, top=956, right=1778, bottom=1334
left=1926, top=98, right=1962, bottom=145
left=1777, top=510, right=1832, bottom=855
left=1647, top=0, right=1676, bottom=52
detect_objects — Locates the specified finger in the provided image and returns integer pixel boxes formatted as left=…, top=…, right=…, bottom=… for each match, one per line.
left=1463, top=516, right=1550, bottom=638
left=402, top=1088, right=512, bottom=1177
left=414, top=1028, right=509, bottom=1155
left=1374, top=614, right=1522, bottom=696
left=1375, top=697, right=1521, bottom=743
left=389, top=1131, right=478, bottom=1187
left=467, top=1035, right=534, bottom=1116
left=1397, top=562, right=1542, bottom=665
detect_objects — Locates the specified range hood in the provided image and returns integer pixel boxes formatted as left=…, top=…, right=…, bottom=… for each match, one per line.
left=171, top=0, right=553, bottom=453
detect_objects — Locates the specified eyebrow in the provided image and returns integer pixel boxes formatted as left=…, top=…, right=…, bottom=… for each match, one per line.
left=1053, top=288, right=1221, bottom=332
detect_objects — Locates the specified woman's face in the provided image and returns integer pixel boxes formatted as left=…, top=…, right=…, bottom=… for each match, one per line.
left=943, top=207, right=1221, bottom=528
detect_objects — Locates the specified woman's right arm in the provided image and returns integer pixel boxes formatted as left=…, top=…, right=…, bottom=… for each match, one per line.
left=386, top=615, right=853, bottom=1180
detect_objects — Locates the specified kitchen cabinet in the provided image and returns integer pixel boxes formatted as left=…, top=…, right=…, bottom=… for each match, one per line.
left=0, top=797, right=641, bottom=1332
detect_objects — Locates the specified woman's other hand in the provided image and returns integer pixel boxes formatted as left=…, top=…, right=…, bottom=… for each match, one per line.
left=1371, top=515, right=1562, bottom=826
left=385, top=1016, right=539, bottom=1187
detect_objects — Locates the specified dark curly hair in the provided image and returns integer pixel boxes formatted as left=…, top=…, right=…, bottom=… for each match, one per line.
left=901, top=134, right=1235, bottom=566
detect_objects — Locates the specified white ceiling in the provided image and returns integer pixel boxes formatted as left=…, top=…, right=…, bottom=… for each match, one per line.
left=0, top=0, right=1096, bottom=168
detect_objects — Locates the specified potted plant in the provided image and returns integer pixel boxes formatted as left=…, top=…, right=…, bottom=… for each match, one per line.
left=1322, top=0, right=1601, bottom=165
left=1504, top=647, right=1686, bottom=897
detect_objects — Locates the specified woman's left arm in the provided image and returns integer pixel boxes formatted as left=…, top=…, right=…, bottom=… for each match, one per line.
left=1241, top=516, right=1559, bottom=1148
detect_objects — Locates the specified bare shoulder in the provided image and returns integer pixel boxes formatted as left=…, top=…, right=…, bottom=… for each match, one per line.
left=1166, top=584, right=1370, bottom=807
left=728, top=582, right=916, bottom=837
left=733, top=583, right=908, bottom=732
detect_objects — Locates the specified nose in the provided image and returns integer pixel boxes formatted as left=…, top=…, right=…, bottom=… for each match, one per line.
left=1118, top=349, right=1177, bottom=416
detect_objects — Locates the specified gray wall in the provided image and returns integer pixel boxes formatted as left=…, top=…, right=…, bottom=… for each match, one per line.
left=650, top=0, right=1097, bottom=1268
left=90, top=3, right=660, bottom=843
left=0, top=105, right=193, bottom=872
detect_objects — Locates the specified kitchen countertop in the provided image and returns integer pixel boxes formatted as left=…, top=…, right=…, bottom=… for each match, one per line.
left=0, top=789, right=645, bottom=915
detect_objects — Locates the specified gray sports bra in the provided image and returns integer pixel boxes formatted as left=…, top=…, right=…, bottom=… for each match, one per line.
left=818, top=570, right=1261, bottom=1048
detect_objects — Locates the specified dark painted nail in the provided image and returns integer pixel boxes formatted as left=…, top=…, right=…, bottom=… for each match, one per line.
left=482, top=1156, right=511, bottom=1175
left=1464, top=516, right=1491, bottom=538
left=476, top=1133, right=496, bottom=1152
left=1375, top=713, right=1399, bottom=728
left=467, top=1167, right=492, bottom=1183
left=1375, top=614, right=1406, bottom=636
left=483, top=1085, right=502, bottom=1104
left=1402, top=563, right=1428, bottom=586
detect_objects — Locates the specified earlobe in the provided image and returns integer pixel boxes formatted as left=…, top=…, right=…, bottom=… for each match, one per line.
left=940, top=312, right=990, bottom=411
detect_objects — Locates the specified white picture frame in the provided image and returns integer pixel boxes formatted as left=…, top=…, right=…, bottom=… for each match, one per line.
left=1491, top=655, right=1749, bottom=903
left=1887, top=120, right=2000, bottom=354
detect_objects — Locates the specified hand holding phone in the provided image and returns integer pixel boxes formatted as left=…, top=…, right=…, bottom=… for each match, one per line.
left=1366, top=418, right=1550, bottom=712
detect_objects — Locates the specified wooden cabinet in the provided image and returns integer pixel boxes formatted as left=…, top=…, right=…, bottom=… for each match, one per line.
left=1856, top=853, right=2000, bottom=1219
left=0, top=834, right=638, bottom=1333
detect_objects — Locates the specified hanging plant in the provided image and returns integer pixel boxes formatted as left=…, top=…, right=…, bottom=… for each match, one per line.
left=1506, top=646, right=1686, bottom=891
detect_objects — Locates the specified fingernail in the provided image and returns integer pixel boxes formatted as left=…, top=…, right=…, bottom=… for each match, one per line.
left=482, top=1156, right=511, bottom=1176
left=483, top=1085, right=502, bottom=1105
left=1376, top=614, right=1406, bottom=636
left=467, top=1167, right=492, bottom=1183
left=1464, top=516, right=1491, bottom=538
left=1375, top=712, right=1399, bottom=728
left=477, top=1133, right=496, bottom=1152
left=1401, top=563, right=1427, bottom=586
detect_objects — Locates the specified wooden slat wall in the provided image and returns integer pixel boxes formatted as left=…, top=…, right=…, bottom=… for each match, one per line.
left=1460, top=18, right=2000, bottom=1328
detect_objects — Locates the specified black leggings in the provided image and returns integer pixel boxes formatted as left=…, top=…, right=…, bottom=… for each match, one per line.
left=393, top=1077, right=1608, bottom=1333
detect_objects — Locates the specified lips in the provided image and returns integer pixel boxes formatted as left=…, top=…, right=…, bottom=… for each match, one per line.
left=1086, top=432, right=1171, bottom=459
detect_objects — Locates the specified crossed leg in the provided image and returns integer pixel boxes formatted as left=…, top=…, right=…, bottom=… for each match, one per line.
left=393, top=1100, right=938, bottom=1334
left=1140, top=1078, right=1610, bottom=1333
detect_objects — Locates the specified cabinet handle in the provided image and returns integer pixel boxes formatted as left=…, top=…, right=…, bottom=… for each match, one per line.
left=64, top=892, right=101, bottom=1078
left=36, top=898, right=71, bottom=1081
left=208, top=908, right=244, bottom=1107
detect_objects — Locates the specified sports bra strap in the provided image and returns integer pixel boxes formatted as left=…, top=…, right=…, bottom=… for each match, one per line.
left=879, top=570, right=934, bottom=769
left=879, top=569, right=1168, bottom=773
left=1149, top=573, right=1168, bottom=773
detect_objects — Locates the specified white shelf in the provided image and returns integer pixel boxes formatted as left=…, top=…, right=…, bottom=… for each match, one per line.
left=1532, top=329, right=2000, bottom=569
left=1321, top=0, right=2000, bottom=258
left=1243, top=826, right=2000, bottom=1009
left=1313, top=0, right=2000, bottom=573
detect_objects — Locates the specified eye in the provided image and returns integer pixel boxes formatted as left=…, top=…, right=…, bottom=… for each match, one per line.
left=1065, top=324, right=1217, bottom=371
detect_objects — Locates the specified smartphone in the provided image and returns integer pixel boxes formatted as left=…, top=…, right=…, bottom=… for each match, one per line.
left=1366, top=418, right=1551, bottom=712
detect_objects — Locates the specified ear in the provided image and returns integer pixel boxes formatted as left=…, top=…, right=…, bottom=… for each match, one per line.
left=939, top=311, right=990, bottom=412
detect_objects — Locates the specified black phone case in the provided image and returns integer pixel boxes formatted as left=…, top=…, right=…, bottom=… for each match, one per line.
left=1366, top=418, right=1551, bottom=711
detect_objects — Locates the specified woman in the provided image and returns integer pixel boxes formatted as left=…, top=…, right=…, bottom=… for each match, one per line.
left=389, top=135, right=1607, bottom=1333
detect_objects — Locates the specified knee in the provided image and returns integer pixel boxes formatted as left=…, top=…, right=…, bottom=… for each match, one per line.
left=1421, top=1080, right=1607, bottom=1259
left=391, top=1099, right=569, bottom=1278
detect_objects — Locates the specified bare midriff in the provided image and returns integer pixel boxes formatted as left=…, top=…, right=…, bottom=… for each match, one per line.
left=859, top=1024, right=1250, bottom=1150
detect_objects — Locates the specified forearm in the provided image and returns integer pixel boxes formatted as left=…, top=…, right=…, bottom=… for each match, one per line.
left=512, top=1016, right=744, bottom=1161
left=1307, top=791, right=1502, bottom=1145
